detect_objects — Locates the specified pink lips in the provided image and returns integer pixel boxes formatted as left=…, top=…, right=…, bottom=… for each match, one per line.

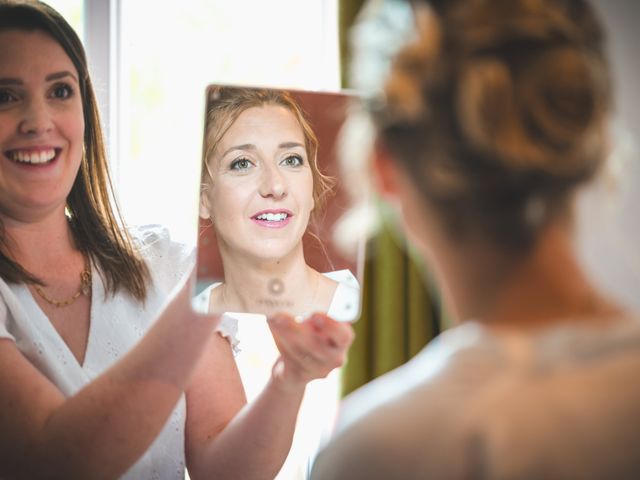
left=251, top=209, right=293, bottom=229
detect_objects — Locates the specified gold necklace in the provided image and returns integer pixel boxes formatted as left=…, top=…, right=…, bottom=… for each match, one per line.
left=33, top=258, right=92, bottom=308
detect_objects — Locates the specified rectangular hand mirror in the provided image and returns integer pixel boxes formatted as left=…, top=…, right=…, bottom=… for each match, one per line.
left=191, top=84, right=365, bottom=322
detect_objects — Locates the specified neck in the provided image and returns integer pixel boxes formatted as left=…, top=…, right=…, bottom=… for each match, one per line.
left=2, top=206, right=79, bottom=271
left=444, top=223, right=621, bottom=330
left=216, top=243, right=319, bottom=315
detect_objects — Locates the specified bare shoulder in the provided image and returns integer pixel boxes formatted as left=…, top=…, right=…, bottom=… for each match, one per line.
left=311, top=411, right=411, bottom=480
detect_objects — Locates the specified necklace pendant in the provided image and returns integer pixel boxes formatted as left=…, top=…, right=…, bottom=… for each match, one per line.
left=32, top=257, right=92, bottom=308
left=80, top=271, right=92, bottom=297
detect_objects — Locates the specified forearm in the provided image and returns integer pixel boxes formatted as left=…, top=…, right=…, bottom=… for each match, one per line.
left=17, top=290, right=218, bottom=479
left=191, top=376, right=306, bottom=480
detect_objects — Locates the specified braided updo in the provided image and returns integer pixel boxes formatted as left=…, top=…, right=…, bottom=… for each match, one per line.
left=373, top=0, right=611, bottom=252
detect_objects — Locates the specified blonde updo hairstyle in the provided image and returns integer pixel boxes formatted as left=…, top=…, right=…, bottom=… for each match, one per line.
left=373, top=0, right=611, bottom=252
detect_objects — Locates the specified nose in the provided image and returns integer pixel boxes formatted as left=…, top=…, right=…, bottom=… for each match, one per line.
left=19, top=98, right=54, bottom=135
left=259, top=164, right=287, bottom=199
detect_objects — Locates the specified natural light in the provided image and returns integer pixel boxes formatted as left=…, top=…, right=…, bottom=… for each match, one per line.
left=48, top=1, right=342, bottom=479
left=117, top=0, right=340, bottom=244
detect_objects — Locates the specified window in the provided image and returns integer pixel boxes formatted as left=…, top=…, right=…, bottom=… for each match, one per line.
left=115, top=0, right=340, bottom=243
left=45, top=0, right=84, bottom=39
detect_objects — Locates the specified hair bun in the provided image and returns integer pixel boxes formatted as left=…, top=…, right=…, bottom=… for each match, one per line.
left=457, top=44, right=608, bottom=178
left=373, top=0, right=612, bottom=251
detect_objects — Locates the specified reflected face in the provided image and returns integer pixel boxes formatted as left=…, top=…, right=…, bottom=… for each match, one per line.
left=201, top=105, right=314, bottom=262
left=0, top=29, right=84, bottom=222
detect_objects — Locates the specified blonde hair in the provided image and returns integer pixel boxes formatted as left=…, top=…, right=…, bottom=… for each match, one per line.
left=202, top=86, right=335, bottom=216
left=373, top=0, right=611, bottom=251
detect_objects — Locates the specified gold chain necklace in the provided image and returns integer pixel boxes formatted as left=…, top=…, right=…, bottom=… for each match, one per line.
left=33, top=258, right=92, bottom=308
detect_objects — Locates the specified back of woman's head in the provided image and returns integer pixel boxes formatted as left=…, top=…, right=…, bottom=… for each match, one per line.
left=373, top=0, right=611, bottom=252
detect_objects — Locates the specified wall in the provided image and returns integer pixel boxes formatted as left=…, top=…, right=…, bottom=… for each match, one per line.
left=576, top=0, right=640, bottom=309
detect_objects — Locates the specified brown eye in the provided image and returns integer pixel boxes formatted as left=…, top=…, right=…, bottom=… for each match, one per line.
left=50, top=83, right=73, bottom=99
left=0, top=89, right=17, bottom=105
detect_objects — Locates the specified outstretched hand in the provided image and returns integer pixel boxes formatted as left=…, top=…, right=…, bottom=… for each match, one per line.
left=267, top=313, right=355, bottom=391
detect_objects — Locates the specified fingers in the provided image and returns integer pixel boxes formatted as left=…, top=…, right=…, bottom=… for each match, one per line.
left=268, top=314, right=325, bottom=364
left=308, top=313, right=355, bottom=350
left=267, top=312, right=355, bottom=383
left=269, top=313, right=348, bottom=356
left=273, top=331, right=324, bottom=368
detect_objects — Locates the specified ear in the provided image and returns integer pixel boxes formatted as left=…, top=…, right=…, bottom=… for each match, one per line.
left=373, top=139, right=401, bottom=201
left=199, top=188, right=212, bottom=221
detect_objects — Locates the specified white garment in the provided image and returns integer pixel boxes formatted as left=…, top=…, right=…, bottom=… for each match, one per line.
left=193, top=269, right=360, bottom=479
left=311, top=316, right=640, bottom=480
left=0, top=225, right=236, bottom=479
left=322, top=269, right=361, bottom=322
left=193, top=269, right=361, bottom=324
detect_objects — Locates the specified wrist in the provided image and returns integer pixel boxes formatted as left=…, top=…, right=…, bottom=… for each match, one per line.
left=270, top=359, right=308, bottom=396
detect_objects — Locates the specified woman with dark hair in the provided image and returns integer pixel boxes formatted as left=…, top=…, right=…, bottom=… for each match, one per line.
left=312, top=0, right=640, bottom=478
left=0, top=1, right=352, bottom=478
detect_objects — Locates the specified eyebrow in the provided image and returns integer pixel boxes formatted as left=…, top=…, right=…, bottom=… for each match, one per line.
left=0, top=71, right=79, bottom=86
left=0, top=78, right=22, bottom=86
left=222, top=143, right=256, bottom=157
left=46, top=71, right=79, bottom=83
left=278, top=142, right=305, bottom=150
left=221, top=141, right=305, bottom=158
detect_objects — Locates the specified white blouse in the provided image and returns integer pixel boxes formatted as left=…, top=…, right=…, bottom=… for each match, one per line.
left=0, top=225, right=235, bottom=479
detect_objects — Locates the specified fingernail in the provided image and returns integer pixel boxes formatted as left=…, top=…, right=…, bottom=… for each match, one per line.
left=312, top=314, right=325, bottom=327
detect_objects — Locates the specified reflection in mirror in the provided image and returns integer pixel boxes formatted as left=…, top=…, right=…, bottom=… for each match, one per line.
left=192, top=85, right=363, bottom=321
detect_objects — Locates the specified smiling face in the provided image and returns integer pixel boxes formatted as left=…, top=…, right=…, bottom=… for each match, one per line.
left=201, top=105, right=315, bottom=263
left=0, top=29, right=84, bottom=223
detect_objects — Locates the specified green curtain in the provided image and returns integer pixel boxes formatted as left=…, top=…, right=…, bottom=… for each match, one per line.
left=338, top=0, right=447, bottom=395
left=342, top=221, right=446, bottom=395
left=339, top=0, right=365, bottom=89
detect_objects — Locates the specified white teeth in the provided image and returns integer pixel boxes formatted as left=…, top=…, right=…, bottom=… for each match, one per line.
left=257, top=212, right=288, bottom=221
left=10, top=149, right=56, bottom=164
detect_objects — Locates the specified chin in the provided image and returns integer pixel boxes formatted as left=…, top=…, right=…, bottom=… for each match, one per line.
left=245, top=242, right=300, bottom=264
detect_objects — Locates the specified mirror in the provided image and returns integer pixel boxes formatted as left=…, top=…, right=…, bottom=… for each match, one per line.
left=192, top=84, right=364, bottom=321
